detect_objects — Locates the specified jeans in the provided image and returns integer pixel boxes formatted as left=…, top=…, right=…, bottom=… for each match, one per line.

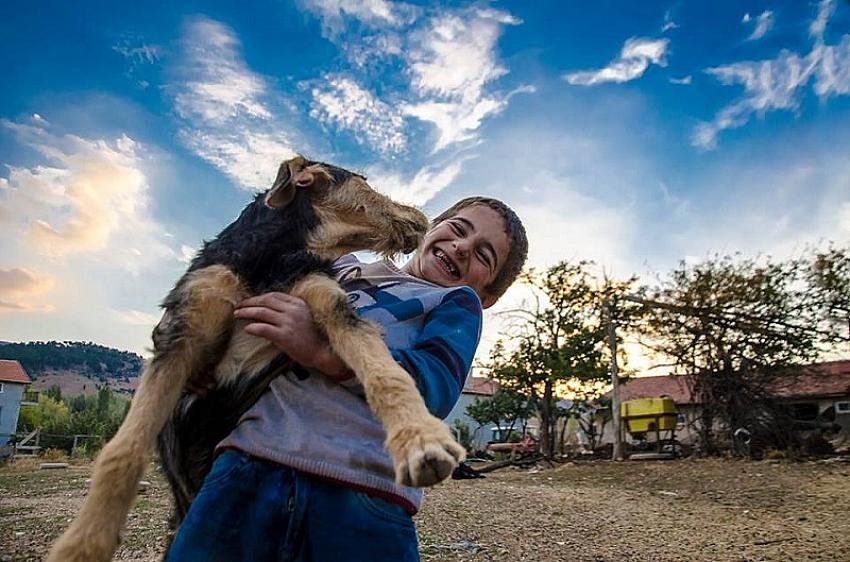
left=166, top=451, right=420, bottom=562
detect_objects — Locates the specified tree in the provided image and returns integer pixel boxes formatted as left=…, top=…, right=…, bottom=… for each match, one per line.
left=640, top=249, right=850, bottom=454
left=46, top=385, right=63, bottom=402
left=483, top=261, right=636, bottom=458
left=465, top=388, right=534, bottom=444
left=17, top=394, right=70, bottom=434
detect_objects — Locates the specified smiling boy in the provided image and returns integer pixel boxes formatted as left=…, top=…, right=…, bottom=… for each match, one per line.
left=166, top=197, right=528, bottom=562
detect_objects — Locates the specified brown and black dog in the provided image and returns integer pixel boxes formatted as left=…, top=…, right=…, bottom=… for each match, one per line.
left=47, top=156, right=465, bottom=562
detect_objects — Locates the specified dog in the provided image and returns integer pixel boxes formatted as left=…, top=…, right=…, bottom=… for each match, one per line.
left=47, top=156, right=466, bottom=562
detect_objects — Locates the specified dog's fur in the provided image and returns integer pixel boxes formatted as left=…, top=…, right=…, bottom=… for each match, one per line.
left=47, top=157, right=466, bottom=562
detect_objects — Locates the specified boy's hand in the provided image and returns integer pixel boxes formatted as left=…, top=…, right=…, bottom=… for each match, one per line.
left=234, top=292, right=352, bottom=381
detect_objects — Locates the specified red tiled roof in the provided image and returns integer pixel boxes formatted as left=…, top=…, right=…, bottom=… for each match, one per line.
left=463, top=377, right=498, bottom=396
left=769, top=360, right=850, bottom=399
left=0, top=360, right=32, bottom=384
left=615, top=360, right=850, bottom=404
left=617, top=374, right=696, bottom=405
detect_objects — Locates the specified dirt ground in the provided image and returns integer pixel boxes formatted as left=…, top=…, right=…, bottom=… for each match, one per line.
left=1, top=456, right=849, bottom=561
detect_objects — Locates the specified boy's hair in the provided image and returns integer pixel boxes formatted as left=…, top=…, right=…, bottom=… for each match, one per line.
left=432, top=196, right=528, bottom=302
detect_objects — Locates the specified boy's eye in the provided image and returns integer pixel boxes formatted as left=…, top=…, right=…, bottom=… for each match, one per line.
left=477, top=250, right=492, bottom=269
left=449, top=222, right=464, bottom=235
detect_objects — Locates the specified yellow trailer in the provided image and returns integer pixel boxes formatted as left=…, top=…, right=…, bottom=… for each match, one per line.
left=620, top=397, right=678, bottom=435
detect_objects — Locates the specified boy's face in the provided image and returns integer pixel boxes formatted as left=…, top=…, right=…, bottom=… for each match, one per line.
left=406, top=205, right=510, bottom=308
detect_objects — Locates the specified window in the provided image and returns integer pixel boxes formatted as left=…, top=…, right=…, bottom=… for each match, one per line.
left=836, top=401, right=850, bottom=414
left=789, top=402, right=819, bottom=422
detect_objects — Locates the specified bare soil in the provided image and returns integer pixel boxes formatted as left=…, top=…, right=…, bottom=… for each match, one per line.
left=1, top=457, right=848, bottom=561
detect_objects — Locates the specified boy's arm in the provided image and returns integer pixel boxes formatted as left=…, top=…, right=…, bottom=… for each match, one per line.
left=342, top=286, right=483, bottom=419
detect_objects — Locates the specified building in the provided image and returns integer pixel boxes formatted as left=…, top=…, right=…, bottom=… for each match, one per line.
left=0, top=360, right=33, bottom=445
left=444, top=376, right=498, bottom=451
left=608, top=359, right=850, bottom=446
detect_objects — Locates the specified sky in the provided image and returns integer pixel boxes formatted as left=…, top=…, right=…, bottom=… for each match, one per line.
left=1, top=0, right=849, bottom=368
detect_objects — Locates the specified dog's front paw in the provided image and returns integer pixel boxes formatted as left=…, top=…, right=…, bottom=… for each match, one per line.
left=386, top=416, right=466, bottom=487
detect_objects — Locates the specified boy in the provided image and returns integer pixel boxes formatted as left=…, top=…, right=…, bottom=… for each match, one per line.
left=166, top=197, right=528, bottom=561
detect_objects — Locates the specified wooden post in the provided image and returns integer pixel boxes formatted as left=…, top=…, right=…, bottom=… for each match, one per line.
left=71, top=435, right=79, bottom=458
left=604, top=301, right=625, bottom=461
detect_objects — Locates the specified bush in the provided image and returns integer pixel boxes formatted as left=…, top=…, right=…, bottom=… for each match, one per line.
left=41, top=448, right=69, bottom=462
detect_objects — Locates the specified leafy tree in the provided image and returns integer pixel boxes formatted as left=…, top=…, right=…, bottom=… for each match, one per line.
left=46, top=385, right=63, bottom=402
left=450, top=419, right=473, bottom=453
left=465, top=388, right=534, bottom=443
left=640, top=249, right=850, bottom=454
left=17, top=395, right=70, bottom=434
left=483, top=261, right=637, bottom=458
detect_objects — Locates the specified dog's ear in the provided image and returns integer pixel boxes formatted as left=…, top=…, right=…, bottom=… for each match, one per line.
left=265, top=157, right=304, bottom=208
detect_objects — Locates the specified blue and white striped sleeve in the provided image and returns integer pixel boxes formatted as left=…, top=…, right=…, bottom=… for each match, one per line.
left=388, top=287, right=483, bottom=419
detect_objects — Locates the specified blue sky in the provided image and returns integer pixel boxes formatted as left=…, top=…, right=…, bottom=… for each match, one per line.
left=1, top=0, right=849, bottom=361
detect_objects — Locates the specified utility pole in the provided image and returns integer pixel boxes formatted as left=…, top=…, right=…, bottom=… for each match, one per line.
left=604, top=300, right=625, bottom=461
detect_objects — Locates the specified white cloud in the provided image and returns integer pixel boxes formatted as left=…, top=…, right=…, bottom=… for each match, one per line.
left=310, top=74, right=407, bottom=155
left=693, top=3, right=850, bottom=149
left=112, top=43, right=160, bottom=64
left=402, top=91, right=519, bottom=152
left=171, top=17, right=296, bottom=190
left=114, top=308, right=161, bottom=326
left=810, top=0, right=835, bottom=41
left=745, top=10, right=774, bottom=41
left=669, top=75, right=692, bottom=85
left=367, top=160, right=465, bottom=206
left=400, top=7, right=529, bottom=151
left=564, top=37, right=669, bottom=86
left=297, top=0, right=415, bottom=36
left=179, top=244, right=197, bottom=264
left=661, top=9, right=678, bottom=32
left=0, top=267, right=54, bottom=312
left=0, top=119, right=174, bottom=273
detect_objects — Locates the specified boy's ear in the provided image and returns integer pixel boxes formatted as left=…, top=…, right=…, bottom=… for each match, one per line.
left=481, top=293, right=498, bottom=309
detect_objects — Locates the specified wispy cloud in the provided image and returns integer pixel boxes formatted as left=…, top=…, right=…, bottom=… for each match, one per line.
left=178, top=244, right=197, bottom=264
left=810, top=0, right=835, bottom=40
left=310, top=74, right=407, bottom=155
left=114, top=308, right=161, bottom=326
left=297, top=0, right=415, bottom=36
left=296, top=4, right=528, bottom=203
left=0, top=118, right=174, bottom=272
left=0, top=267, right=54, bottom=312
left=693, top=1, right=850, bottom=149
left=661, top=9, right=679, bottom=33
left=368, top=160, right=466, bottom=206
left=743, top=10, right=774, bottom=41
left=669, top=75, right=692, bottom=85
left=401, top=7, right=528, bottom=151
left=564, top=37, right=669, bottom=86
left=171, top=17, right=296, bottom=190
left=112, top=42, right=160, bottom=64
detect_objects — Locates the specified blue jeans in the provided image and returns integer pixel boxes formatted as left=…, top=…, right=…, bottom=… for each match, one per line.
left=166, top=451, right=420, bottom=562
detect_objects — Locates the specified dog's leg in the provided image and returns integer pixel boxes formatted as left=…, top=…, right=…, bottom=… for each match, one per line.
left=47, top=265, right=247, bottom=562
left=291, top=273, right=465, bottom=487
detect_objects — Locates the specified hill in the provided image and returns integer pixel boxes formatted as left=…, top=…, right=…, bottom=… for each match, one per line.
left=0, top=341, right=144, bottom=383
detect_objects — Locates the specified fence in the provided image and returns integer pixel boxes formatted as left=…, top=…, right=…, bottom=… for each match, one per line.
left=0, top=429, right=106, bottom=459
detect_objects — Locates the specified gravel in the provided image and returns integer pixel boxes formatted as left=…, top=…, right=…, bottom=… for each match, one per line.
left=2, top=456, right=849, bottom=561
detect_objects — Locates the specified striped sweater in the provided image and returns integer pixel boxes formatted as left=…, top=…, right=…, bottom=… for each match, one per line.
left=217, top=254, right=483, bottom=513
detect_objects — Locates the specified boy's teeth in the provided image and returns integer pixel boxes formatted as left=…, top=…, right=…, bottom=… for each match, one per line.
left=435, top=250, right=457, bottom=275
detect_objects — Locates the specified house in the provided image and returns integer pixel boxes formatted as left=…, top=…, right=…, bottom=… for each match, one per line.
left=0, top=360, right=33, bottom=445
left=444, top=376, right=498, bottom=450
left=769, top=360, right=850, bottom=433
left=606, top=359, right=850, bottom=446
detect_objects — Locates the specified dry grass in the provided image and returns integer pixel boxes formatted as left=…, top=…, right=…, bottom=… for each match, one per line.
left=1, top=457, right=848, bottom=561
